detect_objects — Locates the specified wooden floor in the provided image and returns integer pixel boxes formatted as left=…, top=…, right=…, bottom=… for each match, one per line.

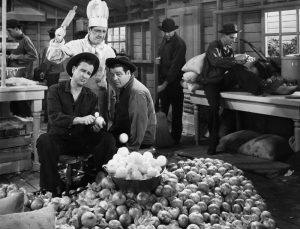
left=0, top=170, right=40, bottom=193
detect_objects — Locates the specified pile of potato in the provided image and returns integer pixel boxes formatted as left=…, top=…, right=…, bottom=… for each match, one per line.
left=0, top=156, right=277, bottom=229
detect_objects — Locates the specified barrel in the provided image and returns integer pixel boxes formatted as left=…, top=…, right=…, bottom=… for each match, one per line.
left=281, top=55, right=300, bottom=86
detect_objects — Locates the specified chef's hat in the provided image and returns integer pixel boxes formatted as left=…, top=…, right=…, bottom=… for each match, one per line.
left=87, top=0, right=109, bottom=28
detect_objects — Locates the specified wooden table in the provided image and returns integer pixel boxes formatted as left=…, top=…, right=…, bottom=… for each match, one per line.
left=185, top=89, right=300, bottom=152
left=0, top=85, right=47, bottom=171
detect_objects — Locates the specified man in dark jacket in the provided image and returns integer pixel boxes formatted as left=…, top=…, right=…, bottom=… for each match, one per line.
left=201, top=23, right=281, bottom=155
left=157, top=18, right=186, bottom=145
left=37, top=53, right=113, bottom=196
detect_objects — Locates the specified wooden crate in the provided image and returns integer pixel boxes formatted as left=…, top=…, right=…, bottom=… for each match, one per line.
left=0, top=145, right=32, bottom=175
left=0, top=117, right=33, bottom=175
left=0, top=116, right=33, bottom=138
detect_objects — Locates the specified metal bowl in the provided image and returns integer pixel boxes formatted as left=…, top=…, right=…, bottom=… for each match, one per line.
left=111, top=175, right=162, bottom=193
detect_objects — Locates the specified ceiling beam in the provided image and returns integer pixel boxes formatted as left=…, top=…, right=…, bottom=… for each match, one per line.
left=33, top=0, right=86, bottom=17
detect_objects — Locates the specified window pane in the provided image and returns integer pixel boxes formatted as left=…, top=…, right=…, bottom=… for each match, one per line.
left=120, top=27, right=126, bottom=41
left=282, top=35, right=297, bottom=56
left=114, top=43, right=120, bottom=53
left=120, top=42, right=126, bottom=54
left=266, top=36, right=280, bottom=57
left=114, top=28, right=119, bottom=41
left=265, top=11, right=279, bottom=33
left=107, top=28, right=113, bottom=42
left=281, top=10, right=296, bottom=33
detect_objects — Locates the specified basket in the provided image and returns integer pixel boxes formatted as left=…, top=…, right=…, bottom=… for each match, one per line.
left=111, top=175, right=162, bottom=193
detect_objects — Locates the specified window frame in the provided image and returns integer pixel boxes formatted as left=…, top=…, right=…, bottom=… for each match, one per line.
left=264, top=8, right=300, bottom=57
left=107, top=26, right=127, bottom=55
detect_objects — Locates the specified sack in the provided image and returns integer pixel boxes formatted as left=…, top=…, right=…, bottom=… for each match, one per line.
left=182, top=71, right=198, bottom=83
left=186, top=82, right=201, bottom=92
left=216, top=130, right=260, bottom=153
left=0, top=192, right=24, bottom=215
left=33, top=67, right=45, bottom=82
left=0, top=204, right=55, bottom=229
left=182, top=53, right=206, bottom=74
left=238, top=134, right=294, bottom=161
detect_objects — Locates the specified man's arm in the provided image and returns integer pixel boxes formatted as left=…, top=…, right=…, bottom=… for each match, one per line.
left=46, top=38, right=80, bottom=64
left=206, top=44, right=236, bottom=68
left=9, top=37, right=38, bottom=63
left=127, top=92, right=149, bottom=151
left=47, top=85, right=96, bottom=128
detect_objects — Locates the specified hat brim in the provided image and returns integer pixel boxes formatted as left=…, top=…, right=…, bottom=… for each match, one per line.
left=158, top=25, right=179, bottom=33
left=218, top=29, right=242, bottom=34
left=106, top=58, right=136, bottom=72
left=66, top=52, right=99, bottom=77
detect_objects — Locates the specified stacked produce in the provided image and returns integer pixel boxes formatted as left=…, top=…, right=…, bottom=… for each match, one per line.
left=0, top=156, right=277, bottom=229
left=105, top=148, right=167, bottom=180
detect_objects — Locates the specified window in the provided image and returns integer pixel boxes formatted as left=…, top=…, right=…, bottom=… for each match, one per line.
left=265, top=9, right=299, bottom=57
left=107, top=26, right=126, bottom=54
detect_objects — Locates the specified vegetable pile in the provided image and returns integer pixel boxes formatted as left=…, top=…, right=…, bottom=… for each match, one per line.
left=0, top=156, right=277, bottom=229
left=105, top=148, right=167, bottom=180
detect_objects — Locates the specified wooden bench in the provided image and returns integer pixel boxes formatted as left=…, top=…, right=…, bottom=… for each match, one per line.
left=184, top=89, right=300, bottom=152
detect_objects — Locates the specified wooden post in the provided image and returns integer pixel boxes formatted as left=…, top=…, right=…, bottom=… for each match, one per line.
left=1, top=0, right=7, bottom=88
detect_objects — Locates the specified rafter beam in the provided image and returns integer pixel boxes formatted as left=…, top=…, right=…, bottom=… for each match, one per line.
left=33, top=0, right=86, bottom=17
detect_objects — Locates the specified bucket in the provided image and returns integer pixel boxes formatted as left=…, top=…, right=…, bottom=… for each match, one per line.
left=281, top=55, right=300, bottom=86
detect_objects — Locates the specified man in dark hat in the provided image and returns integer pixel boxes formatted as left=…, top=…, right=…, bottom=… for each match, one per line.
left=37, top=27, right=65, bottom=122
left=7, top=19, right=38, bottom=117
left=157, top=18, right=186, bottom=146
left=200, top=23, right=282, bottom=155
left=36, top=53, right=114, bottom=196
left=106, top=55, right=156, bottom=151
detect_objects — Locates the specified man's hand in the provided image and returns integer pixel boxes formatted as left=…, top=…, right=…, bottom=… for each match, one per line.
left=235, top=54, right=248, bottom=65
left=158, top=81, right=168, bottom=93
left=73, top=115, right=95, bottom=125
left=55, top=27, right=66, bottom=43
left=94, top=116, right=106, bottom=128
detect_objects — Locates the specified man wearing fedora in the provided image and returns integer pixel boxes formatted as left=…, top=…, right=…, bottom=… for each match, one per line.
left=157, top=18, right=186, bottom=146
left=106, top=55, right=156, bottom=151
left=36, top=53, right=112, bottom=196
left=200, top=23, right=282, bottom=155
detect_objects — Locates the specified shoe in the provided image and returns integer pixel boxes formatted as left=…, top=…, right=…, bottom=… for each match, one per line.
left=261, top=76, right=284, bottom=94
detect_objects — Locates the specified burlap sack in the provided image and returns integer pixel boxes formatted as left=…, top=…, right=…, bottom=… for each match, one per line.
left=0, top=204, right=56, bottom=229
left=182, top=53, right=206, bottom=74
left=0, top=192, right=24, bottom=215
left=216, top=130, right=260, bottom=153
left=182, top=71, right=199, bottom=83
left=238, top=134, right=294, bottom=161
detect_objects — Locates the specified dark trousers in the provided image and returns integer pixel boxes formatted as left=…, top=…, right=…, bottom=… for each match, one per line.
left=203, top=65, right=263, bottom=151
left=157, top=83, right=184, bottom=143
left=43, top=73, right=60, bottom=122
left=37, top=131, right=116, bottom=191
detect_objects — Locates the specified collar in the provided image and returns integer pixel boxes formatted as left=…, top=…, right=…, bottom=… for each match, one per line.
left=64, top=80, right=87, bottom=94
left=124, top=76, right=134, bottom=89
left=15, top=33, right=25, bottom=41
